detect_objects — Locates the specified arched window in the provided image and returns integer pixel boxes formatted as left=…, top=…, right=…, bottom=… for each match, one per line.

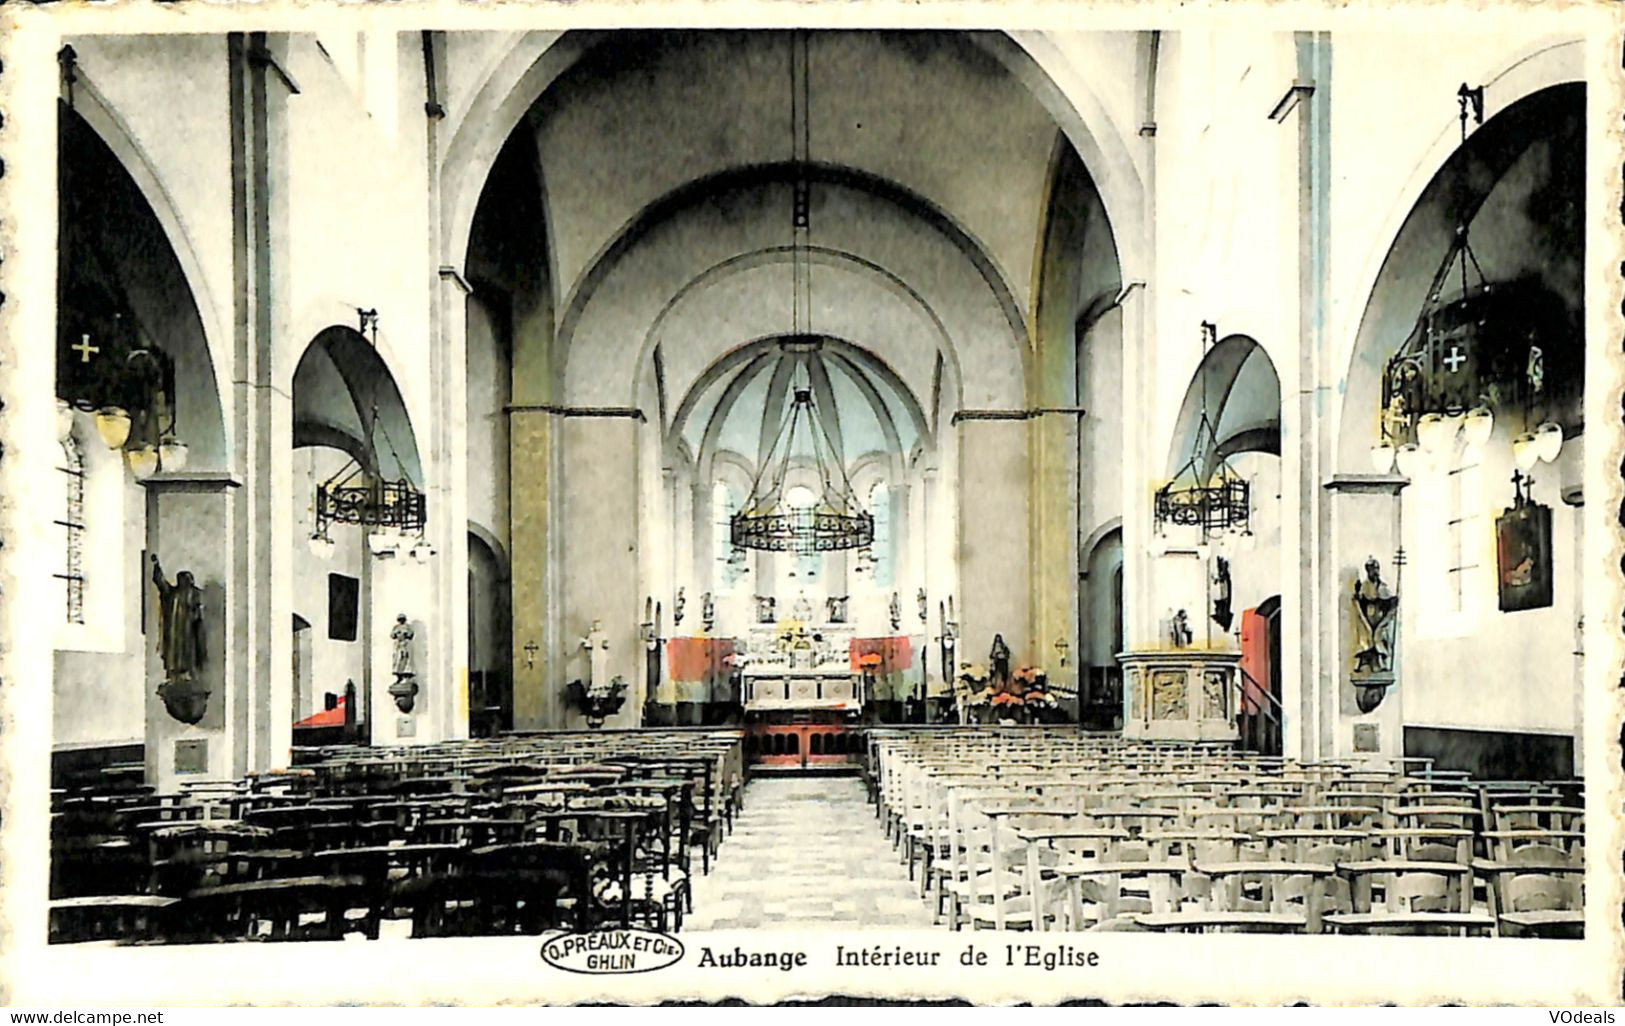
left=786, top=485, right=820, bottom=582
left=56, top=437, right=86, bottom=625
left=868, top=482, right=892, bottom=588
left=713, top=482, right=744, bottom=592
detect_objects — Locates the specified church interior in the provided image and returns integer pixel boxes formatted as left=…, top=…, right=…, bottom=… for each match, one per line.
left=21, top=25, right=1601, bottom=944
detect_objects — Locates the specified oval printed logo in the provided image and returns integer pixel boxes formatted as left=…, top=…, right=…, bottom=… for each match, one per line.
left=541, top=928, right=685, bottom=974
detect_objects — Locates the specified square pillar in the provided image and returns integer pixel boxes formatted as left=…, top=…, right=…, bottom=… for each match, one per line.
left=954, top=414, right=1030, bottom=667
left=1324, top=474, right=1407, bottom=763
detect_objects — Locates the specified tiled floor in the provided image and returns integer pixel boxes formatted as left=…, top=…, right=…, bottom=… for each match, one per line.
left=685, top=775, right=938, bottom=931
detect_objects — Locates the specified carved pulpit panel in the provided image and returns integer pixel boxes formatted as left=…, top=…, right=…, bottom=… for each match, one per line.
left=1203, top=669, right=1228, bottom=719
left=1150, top=670, right=1186, bottom=720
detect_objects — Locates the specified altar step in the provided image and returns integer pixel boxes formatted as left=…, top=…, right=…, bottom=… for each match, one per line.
left=749, top=763, right=862, bottom=778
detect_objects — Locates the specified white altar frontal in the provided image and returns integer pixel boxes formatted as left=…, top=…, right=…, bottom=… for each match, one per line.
left=738, top=622, right=862, bottom=713
left=1119, top=650, right=1241, bottom=742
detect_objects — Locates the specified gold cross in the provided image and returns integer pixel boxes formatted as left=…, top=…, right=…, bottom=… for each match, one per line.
left=71, top=333, right=99, bottom=363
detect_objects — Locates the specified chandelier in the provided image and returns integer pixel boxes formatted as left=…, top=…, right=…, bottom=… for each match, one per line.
left=728, top=33, right=873, bottom=556
left=1370, top=84, right=1574, bottom=478
left=308, top=311, right=433, bottom=562
left=1154, top=322, right=1251, bottom=539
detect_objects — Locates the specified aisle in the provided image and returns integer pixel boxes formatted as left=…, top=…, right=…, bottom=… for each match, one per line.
left=685, top=776, right=937, bottom=931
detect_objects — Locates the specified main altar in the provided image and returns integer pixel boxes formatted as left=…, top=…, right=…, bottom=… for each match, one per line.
left=738, top=619, right=864, bottom=771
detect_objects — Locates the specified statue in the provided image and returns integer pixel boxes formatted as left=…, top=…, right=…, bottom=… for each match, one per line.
left=1170, top=609, right=1192, bottom=648
left=674, top=587, right=686, bottom=627
left=793, top=591, right=814, bottom=624
left=989, top=633, right=1012, bottom=691
left=916, top=588, right=928, bottom=624
left=391, top=614, right=415, bottom=677
left=151, top=555, right=208, bottom=724
left=889, top=592, right=902, bottom=632
left=702, top=591, right=716, bottom=631
left=1212, top=557, right=1234, bottom=632
left=1352, top=556, right=1399, bottom=713
left=1352, top=557, right=1398, bottom=675
left=388, top=614, right=419, bottom=713
left=581, top=618, right=610, bottom=690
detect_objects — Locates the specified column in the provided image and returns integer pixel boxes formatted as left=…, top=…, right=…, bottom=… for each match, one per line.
left=144, top=475, right=241, bottom=790
left=509, top=408, right=552, bottom=729
left=954, top=414, right=1030, bottom=666
left=1029, top=410, right=1079, bottom=692
left=1323, top=475, right=1407, bottom=762
left=229, top=33, right=296, bottom=777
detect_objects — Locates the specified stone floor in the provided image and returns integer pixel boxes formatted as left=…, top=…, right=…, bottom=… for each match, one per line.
left=685, top=776, right=938, bottom=931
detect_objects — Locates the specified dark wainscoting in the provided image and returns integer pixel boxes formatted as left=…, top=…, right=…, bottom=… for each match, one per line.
left=1403, top=725, right=1575, bottom=781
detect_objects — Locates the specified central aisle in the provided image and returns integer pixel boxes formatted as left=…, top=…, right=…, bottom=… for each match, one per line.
left=686, top=776, right=938, bottom=931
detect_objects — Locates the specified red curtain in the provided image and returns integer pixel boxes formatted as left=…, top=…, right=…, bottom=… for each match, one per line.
left=849, top=636, right=913, bottom=673
left=667, top=638, right=735, bottom=701
left=1238, top=608, right=1269, bottom=715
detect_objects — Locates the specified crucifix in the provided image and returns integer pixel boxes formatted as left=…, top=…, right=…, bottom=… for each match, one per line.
left=523, top=639, right=539, bottom=669
left=1442, top=345, right=1466, bottom=373
left=71, top=333, right=99, bottom=363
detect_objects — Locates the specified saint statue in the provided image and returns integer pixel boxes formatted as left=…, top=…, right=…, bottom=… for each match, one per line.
left=792, top=591, right=814, bottom=624
left=1212, top=557, right=1234, bottom=633
left=391, top=614, right=415, bottom=678
left=1352, top=556, right=1398, bottom=675
left=989, top=633, right=1011, bottom=690
left=581, top=618, right=610, bottom=690
left=151, top=555, right=205, bottom=684
left=674, top=587, right=686, bottom=627
left=889, top=592, right=902, bottom=632
left=1170, top=609, right=1192, bottom=648
left=702, top=591, right=715, bottom=631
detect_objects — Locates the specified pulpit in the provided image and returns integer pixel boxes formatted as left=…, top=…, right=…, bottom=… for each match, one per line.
left=1118, top=650, right=1240, bottom=742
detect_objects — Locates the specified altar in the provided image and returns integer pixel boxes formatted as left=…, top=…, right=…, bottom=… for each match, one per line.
left=737, top=621, right=864, bottom=771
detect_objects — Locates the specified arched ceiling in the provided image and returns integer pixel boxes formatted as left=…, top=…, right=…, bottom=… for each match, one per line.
left=1167, top=335, right=1282, bottom=478
left=529, top=30, right=1063, bottom=315
left=292, top=327, right=425, bottom=485
left=674, top=337, right=926, bottom=479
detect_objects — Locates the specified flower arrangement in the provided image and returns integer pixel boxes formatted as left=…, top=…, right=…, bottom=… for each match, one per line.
left=857, top=652, right=883, bottom=672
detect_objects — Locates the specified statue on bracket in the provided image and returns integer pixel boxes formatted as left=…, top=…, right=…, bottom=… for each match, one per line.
left=1212, top=557, right=1234, bottom=632
left=889, top=592, right=902, bottom=632
left=701, top=591, right=715, bottom=632
left=1169, top=609, right=1193, bottom=648
left=151, top=555, right=208, bottom=725
left=388, top=613, right=419, bottom=713
left=673, top=587, right=686, bottom=627
left=1351, top=556, right=1398, bottom=712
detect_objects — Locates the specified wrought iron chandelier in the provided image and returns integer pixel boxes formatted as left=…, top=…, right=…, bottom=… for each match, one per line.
left=728, top=32, right=873, bottom=556
left=308, top=310, right=433, bottom=562
left=1154, top=321, right=1251, bottom=538
left=1369, top=84, right=1573, bottom=478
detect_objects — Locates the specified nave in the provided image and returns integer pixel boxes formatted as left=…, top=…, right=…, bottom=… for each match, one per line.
left=49, top=727, right=1584, bottom=944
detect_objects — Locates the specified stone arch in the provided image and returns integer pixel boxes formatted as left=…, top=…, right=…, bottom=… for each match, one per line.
left=1166, top=334, right=1282, bottom=478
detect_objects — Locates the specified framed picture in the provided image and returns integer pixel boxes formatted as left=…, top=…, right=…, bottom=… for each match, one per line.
left=1496, top=498, right=1553, bottom=612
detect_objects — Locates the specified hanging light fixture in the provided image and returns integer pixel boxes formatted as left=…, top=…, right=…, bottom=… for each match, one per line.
left=1154, top=322, right=1251, bottom=540
left=1375, top=83, right=1578, bottom=480
left=1533, top=420, right=1564, bottom=463
left=728, top=32, right=873, bottom=556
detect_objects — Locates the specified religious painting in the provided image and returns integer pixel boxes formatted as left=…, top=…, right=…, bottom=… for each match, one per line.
left=1496, top=496, right=1554, bottom=612
left=327, top=573, right=359, bottom=641
left=1150, top=669, right=1187, bottom=720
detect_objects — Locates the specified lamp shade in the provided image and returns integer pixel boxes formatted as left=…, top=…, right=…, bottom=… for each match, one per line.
left=56, top=400, right=75, bottom=442
left=308, top=533, right=336, bottom=560
left=410, top=539, right=436, bottom=563
left=1416, top=413, right=1452, bottom=453
left=367, top=531, right=399, bottom=557
left=1394, top=443, right=1423, bottom=479
left=158, top=439, right=189, bottom=473
left=1534, top=421, right=1564, bottom=463
left=1369, top=442, right=1396, bottom=474
left=1463, top=406, right=1494, bottom=448
left=127, top=445, right=159, bottom=480
left=1511, top=432, right=1540, bottom=471
left=94, top=406, right=131, bottom=450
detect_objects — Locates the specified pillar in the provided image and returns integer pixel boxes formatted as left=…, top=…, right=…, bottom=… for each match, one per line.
left=509, top=408, right=552, bottom=729
left=1323, top=475, right=1407, bottom=762
left=955, top=415, right=1030, bottom=666
left=144, top=475, right=241, bottom=790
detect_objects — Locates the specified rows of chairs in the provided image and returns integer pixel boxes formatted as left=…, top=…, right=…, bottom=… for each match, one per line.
left=866, top=728, right=1584, bottom=938
left=50, top=730, right=745, bottom=944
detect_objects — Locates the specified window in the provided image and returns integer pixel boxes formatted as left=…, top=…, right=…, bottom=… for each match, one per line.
left=713, top=483, right=744, bottom=592
left=1443, top=453, right=1483, bottom=615
left=56, top=438, right=86, bottom=624
left=869, top=482, right=892, bottom=588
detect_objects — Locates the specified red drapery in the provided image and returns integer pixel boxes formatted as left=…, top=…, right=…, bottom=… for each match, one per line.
left=1238, top=608, right=1270, bottom=715
left=294, top=698, right=348, bottom=728
left=849, top=636, right=912, bottom=673
left=667, top=638, right=736, bottom=701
